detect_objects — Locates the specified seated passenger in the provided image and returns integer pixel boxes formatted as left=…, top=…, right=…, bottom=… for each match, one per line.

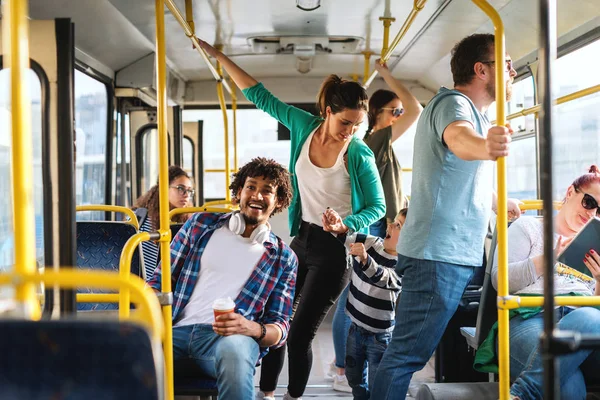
left=323, top=207, right=404, bottom=400
left=147, top=157, right=297, bottom=400
left=132, top=165, right=193, bottom=278
left=482, top=166, right=600, bottom=400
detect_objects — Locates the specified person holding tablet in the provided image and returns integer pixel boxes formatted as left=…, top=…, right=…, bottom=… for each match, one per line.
left=479, top=165, right=600, bottom=400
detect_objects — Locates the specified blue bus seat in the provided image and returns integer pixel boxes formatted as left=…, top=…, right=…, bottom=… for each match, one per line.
left=174, top=358, right=218, bottom=397
left=76, top=221, right=142, bottom=311
left=0, top=319, right=160, bottom=400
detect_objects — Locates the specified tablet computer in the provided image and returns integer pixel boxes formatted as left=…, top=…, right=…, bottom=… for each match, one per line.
left=557, top=216, right=600, bottom=277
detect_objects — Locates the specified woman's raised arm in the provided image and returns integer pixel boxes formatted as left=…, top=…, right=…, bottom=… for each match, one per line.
left=197, top=39, right=258, bottom=90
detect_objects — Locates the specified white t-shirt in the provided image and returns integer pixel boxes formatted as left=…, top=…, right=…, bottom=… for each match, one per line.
left=175, top=226, right=265, bottom=327
left=295, top=129, right=352, bottom=226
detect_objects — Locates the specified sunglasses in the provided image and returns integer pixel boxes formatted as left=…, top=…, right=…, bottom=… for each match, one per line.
left=480, top=59, right=514, bottom=72
left=575, top=187, right=600, bottom=215
left=170, top=185, right=195, bottom=197
left=381, top=107, right=404, bottom=117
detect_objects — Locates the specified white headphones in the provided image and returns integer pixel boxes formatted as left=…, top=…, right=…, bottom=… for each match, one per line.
left=228, top=212, right=271, bottom=244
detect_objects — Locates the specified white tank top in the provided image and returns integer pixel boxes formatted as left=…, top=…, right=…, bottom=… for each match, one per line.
left=295, top=129, right=352, bottom=226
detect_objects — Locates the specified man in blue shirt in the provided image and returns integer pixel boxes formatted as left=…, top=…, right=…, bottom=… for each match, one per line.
left=371, top=33, right=520, bottom=399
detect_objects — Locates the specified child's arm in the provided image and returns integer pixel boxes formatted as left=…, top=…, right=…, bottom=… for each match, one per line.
left=323, top=208, right=378, bottom=249
left=352, top=241, right=401, bottom=290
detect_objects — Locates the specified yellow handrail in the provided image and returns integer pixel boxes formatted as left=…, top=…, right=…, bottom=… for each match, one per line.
left=215, top=53, right=232, bottom=204
left=379, top=16, right=396, bottom=59
left=363, top=0, right=427, bottom=88
left=0, top=270, right=164, bottom=341
left=155, top=0, right=174, bottom=398
left=493, top=83, right=600, bottom=124
left=471, top=1, right=509, bottom=399
left=205, top=168, right=239, bottom=173
left=119, top=232, right=151, bottom=317
left=231, top=78, right=239, bottom=171
left=76, top=205, right=139, bottom=230
left=163, top=0, right=232, bottom=95
left=501, top=295, right=600, bottom=309
left=77, top=293, right=120, bottom=303
left=4, top=0, right=40, bottom=319
left=519, top=200, right=562, bottom=210
left=169, top=205, right=237, bottom=221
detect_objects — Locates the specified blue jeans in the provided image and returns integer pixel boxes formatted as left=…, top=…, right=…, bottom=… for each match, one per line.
left=332, top=284, right=352, bottom=368
left=345, top=322, right=391, bottom=400
left=369, top=218, right=387, bottom=239
left=370, top=255, right=475, bottom=399
left=172, top=324, right=260, bottom=400
left=509, top=307, right=600, bottom=400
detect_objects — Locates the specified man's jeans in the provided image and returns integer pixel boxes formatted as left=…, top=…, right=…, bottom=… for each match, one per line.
left=509, top=307, right=600, bottom=400
left=173, top=324, right=259, bottom=400
left=371, top=254, right=475, bottom=399
left=345, top=322, right=391, bottom=400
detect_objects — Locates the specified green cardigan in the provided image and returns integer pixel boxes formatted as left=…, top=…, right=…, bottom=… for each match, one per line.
left=242, top=83, right=386, bottom=237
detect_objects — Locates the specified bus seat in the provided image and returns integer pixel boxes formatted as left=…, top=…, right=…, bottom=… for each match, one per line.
left=77, top=221, right=142, bottom=311
left=174, top=358, right=218, bottom=398
left=415, top=382, right=498, bottom=400
left=0, top=319, right=161, bottom=400
left=459, top=227, right=500, bottom=350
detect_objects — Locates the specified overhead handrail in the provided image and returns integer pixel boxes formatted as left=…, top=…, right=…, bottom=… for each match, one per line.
left=492, top=83, right=600, bottom=124
left=231, top=78, right=239, bottom=171
left=155, top=0, right=175, bottom=398
left=4, top=0, right=40, bottom=319
left=215, top=50, right=232, bottom=203
left=76, top=204, right=139, bottom=230
left=471, top=1, right=509, bottom=400
left=363, top=0, right=427, bottom=88
left=164, top=0, right=232, bottom=95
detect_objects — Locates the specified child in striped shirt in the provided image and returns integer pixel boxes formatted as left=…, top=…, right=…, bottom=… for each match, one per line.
left=323, top=208, right=405, bottom=400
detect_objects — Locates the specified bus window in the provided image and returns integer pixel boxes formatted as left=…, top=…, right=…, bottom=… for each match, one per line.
left=182, top=136, right=194, bottom=182
left=183, top=109, right=281, bottom=200
left=0, top=69, right=44, bottom=276
left=553, top=39, right=600, bottom=198
left=74, top=69, right=108, bottom=221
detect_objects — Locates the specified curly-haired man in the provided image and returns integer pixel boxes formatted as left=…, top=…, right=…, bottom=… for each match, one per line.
left=149, top=157, right=297, bottom=400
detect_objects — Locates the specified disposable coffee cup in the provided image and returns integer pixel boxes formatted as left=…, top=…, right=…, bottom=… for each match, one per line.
left=212, top=297, right=235, bottom=320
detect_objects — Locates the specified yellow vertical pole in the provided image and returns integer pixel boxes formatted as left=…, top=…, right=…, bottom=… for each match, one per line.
left=362, top=51, right=373, bottom=85
left=184, top=0, right=195, bottom=37
left=379, top=17, right=396, bottom=59
left=215, top=47, right=231, bottom=202
left=472, top=1, right=508, bottom=399
left=154, top=0, right=174, bottom=398
left=230, top=78, right=238, bottom=171
left=3, top=0, right=41, bottom=319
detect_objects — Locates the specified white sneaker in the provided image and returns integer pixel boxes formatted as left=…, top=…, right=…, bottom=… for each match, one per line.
left=332, top=374, right=352, bottom=393
left=282, top=393, right=302, bottom=400
left=324, top=360, right=337, bottom=381
left=255, top=391, right=275, bottom=400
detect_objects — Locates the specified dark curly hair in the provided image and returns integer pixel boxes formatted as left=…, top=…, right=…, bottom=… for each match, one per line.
left=229, top=157, right=292, bottom=216
left=132, top=165, right=191, bottom=228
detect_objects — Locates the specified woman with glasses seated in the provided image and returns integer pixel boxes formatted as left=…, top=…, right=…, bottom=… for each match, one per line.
left=132, top=165, right=194, bottom=279
left=481, top=165, right=600, bottom=400
left=363, top=59, right=422, bottom=239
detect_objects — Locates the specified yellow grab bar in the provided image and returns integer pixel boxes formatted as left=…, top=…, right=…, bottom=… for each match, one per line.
left=519, top=200, right=562, bottom=211
left=76, top=205, right=139, bottom=230
left=119, top=232, right=152, bottom=317
left=164, top=0, right=232, bottom=95
left=4, top=0, right=40, bottom=319
left=500, top=295, right=600, bottom=310
left=205, top=168, right=239, bottom=173
left=155, top=0, right=174, bottom=398
left=169, top=205, right=237, bottom=222
left=76, top=293, right=120, bottom=303
left=0, top=270, right=163, bottom=340
left=471, top=1, right=509, bottom=399
left=493, top=84, right=600, bottom=124
left=363, top=0, right=427, bottom=88
left=215, top=53, right=232, bottom=203
left=231, top=78, right=239, bottom=171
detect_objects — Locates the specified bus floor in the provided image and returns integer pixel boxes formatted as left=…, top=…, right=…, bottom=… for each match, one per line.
left=175, top=318, right=435, bottom=399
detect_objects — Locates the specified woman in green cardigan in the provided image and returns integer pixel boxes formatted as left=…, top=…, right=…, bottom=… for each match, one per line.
left=197, top=39, right=385, bottom=400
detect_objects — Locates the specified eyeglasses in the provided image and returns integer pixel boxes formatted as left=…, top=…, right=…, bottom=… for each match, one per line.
left=170, top=185, right=195, bottom=197
left=480, top=59, right=514, bottom=72
left=575, top=187, right=600, bottom=215
left=381, top=107, right=404, bottom=117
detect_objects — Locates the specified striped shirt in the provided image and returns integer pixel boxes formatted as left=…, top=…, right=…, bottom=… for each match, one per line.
left=338, top=232, right=401, bottom=332
left=139, top=216, right=160, bottom=280
left=148, top=212, right=298, bottom=357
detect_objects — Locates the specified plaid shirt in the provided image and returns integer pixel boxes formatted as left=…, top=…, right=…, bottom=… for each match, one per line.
left=148, top=212, right=297, bottom=355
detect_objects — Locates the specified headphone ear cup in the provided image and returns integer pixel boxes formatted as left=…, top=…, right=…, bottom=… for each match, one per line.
left=228, top=212, right=245, bottom=235
left=249, top=224, right=270, bottom=244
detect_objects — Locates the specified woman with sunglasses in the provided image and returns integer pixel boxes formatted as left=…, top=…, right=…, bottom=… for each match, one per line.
left=363, top=59, right=422, bottom=238
left=132, top=165, right=194, bottom=279
left=479, top=165, right=600, bottom=400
